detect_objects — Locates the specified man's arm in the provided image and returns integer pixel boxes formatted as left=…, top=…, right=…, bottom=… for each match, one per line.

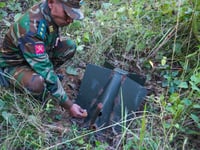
left=18, top=34, right=87, bottom=117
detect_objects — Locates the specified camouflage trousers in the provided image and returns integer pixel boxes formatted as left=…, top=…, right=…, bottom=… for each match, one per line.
left=3, top=39, right=76, bottom=98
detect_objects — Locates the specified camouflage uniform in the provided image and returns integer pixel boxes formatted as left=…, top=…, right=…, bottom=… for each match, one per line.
left=0, top=1, right=77, bottom=103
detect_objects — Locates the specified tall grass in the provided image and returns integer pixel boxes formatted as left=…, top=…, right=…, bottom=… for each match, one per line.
left=0, top=0, right=199, bottom=149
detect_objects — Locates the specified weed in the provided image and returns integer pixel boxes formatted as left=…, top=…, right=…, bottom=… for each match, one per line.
left=0, top=0, right=200, bottom=149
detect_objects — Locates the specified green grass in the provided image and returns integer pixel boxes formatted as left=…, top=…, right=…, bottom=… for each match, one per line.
left=0, top=0, right=200, bottom=149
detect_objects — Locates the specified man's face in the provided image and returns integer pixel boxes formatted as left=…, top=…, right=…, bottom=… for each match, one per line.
left=48, top=0, right=73, bottom=27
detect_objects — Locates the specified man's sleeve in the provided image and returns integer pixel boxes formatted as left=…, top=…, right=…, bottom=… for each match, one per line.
left=18, top=33, right=68, bottom=103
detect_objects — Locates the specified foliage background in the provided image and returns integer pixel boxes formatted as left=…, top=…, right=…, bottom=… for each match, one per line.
left=0, top=0, right=199, bottom=149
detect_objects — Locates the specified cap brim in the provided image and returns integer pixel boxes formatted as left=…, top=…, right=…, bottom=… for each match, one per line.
left=63, top=5, right=84, bottom=20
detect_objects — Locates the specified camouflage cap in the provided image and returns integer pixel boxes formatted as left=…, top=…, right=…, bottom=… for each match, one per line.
left=60, top=0, right=84, bottom=20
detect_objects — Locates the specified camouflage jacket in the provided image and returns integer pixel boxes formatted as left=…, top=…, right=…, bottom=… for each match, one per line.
left=0, top=1, right=68, bottom=103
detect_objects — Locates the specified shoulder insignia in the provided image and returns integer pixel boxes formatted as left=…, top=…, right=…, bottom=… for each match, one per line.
left=35, top=43, right=45, bottom=55
left=49, top=25, right=54, bottom=33
left=37, top=19, right=47, bottom=40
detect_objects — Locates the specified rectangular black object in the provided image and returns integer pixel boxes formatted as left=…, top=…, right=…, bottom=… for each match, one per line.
left=76, top=64, right=147, bottom=130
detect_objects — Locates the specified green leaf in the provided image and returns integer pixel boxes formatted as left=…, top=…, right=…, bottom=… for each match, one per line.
left=95, top=10, right=104, bottom=18
left=182, top=98, right=192, bottom=106
left=45, top=99, right=54, bottom=112
left=95, top=140, right=101, bottom=147
left=66, top=66, right=78, bottom=76
left=174, top=80, right=181, bottom=86
left=190, top=73, right=200, bottom=84
left=169, top=93, right=180, bottom=103
left=0, top=10, right=8, bottom=18
left=0, top=2, right=6, bottom=8
left=178, top=82, right=188, bottom=89
left=186, top=129, right=200, bottom=135
left=0, top=99, right=5, bottom=110
left=102, top=3, right=112, bottom=9
left=109, top=0, right=120, bottom=4
left=162, top=80, right=169, bottom=87
left=83, top=32, right=90, bottom=43
left=2, top=111, right=17, bottom=128
left=14, top=13, right=22, bottom=22
left=172, top=71, right=179, bottom=77
left=161, top=56, right=167, bottom=66
left=189, top=81, right=200, bottom=92
left=70, top=21, right=82, bottom=30
left=177, top=104, right=184, bottom=111
left=166, top=106, right=175, bottom=114
left=28, top=115, right=38, bottom=125
left=174, top=42, right=182, bottom=53
left=77, top=138, right=85, bottom=145
left=76, top=45, right=84, bottom=52
left=164, top=123, right=171, bottom=129
left=3, top=19, right=11, bottom=27
left=192, top=4, right=200, bottom=42
left=169, top=133, right=174, bottom=142
left=55, top=114, right=62, bottom=121
left=174, top=123, right=180, bottom=129
left=76, top=36, right=81, bottom=43
left=117, top=6, right=126, bottom=13
left=193, top=104, right=200, bottom=109
left=190, top=114, right=199, bottom=123
left=2, top=111, right=9, bottom=121
left=137, top=42, right=146, bottom=50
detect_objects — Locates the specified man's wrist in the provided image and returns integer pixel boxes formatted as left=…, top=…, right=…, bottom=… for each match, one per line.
left=60, top=99, right=74, bottom=110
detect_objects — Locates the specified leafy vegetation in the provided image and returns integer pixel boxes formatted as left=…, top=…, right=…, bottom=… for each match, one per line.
left=0, top=0, right=199, bottom=149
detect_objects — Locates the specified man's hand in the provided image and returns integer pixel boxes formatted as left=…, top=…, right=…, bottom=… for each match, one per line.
left=60, top=99, right=87, bottom=118
left=69, top=104, right=88, bottom=118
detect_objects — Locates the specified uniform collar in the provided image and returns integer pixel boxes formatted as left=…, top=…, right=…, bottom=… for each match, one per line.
left=40, top=1, right=58, bottom=33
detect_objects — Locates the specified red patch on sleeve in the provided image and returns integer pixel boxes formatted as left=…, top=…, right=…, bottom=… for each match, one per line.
left=35, top=44, right=45, bottom=55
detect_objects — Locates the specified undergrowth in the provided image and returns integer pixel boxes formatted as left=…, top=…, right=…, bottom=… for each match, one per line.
left=0, top=0, right=199, bottom=149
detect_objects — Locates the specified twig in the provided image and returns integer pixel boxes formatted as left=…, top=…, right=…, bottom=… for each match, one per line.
left=146, top=27, right=176, bottom=60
